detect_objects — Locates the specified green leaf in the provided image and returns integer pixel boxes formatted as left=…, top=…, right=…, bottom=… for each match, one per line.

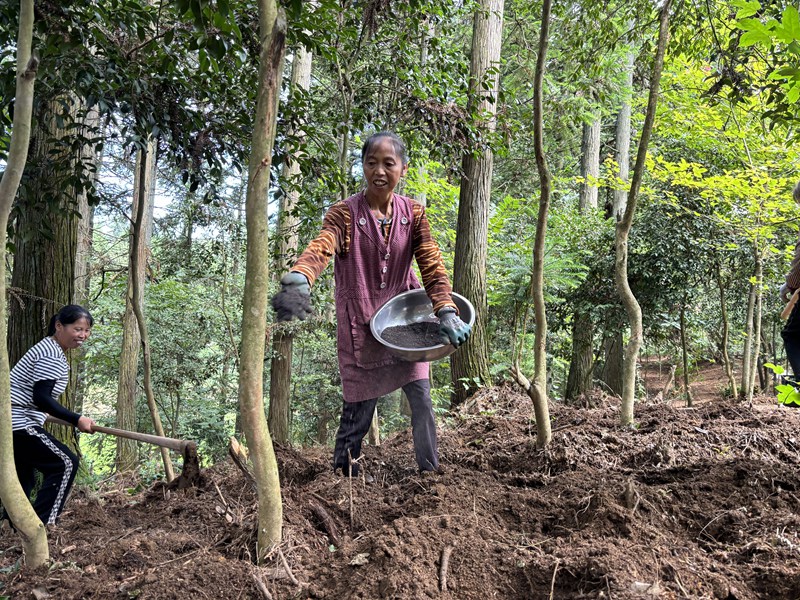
left=781, top=6, right=800, bottom=41
left=787, top=84, right=800, bottom=103
left=739, top=30, right=773, bottom=47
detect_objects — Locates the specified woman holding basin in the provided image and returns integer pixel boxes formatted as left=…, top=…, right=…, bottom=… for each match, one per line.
left=271, top=131, right=470, bottom=477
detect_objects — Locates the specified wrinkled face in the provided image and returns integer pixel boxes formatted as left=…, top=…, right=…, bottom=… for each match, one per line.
left=54, top=317, right=92, bottom=350
left=362, top=137, right=408, bottom=198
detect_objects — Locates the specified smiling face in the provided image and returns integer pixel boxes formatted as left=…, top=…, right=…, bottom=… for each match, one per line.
left=362, top=137, right=408, bottom=203
left=53, top=317, right=92, bottom=351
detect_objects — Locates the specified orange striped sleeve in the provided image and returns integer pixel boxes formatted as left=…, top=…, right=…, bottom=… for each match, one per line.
left=292, top=202, right=350, bottom=286
left=412, top=201, right=457, bottom=314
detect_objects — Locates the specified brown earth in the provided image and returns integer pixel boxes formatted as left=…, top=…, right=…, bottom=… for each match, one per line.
left=2, top=362, right=800, bottom=599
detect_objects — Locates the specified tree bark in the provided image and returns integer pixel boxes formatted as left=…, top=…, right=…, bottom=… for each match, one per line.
left=612, top=40, right=635, bottom=221
left=565, top=311, right=593, bottom=401
left=616, top=0, right=672, bottom=426
left=129, top=140, right=175, bottom=482
left=268, top=44, right=313, bottom=445
left=599, top=329, right=624, bottom=396
left=523, top=0, right=553, bottom=447
left=0, top=0, right=49, bottom=566
left=239, top=2, right=286, bottom=561
left=451, top=0, right=504, bottom=407
left=579, top=118, right=600, bottom=211
left=115, top=142, right=156, bottom=472
left=679, top=299, right=693, bottom=406
left=741, top=268, right=756, bottom=400
left=716, top=266, right=738, bottom=399
left=747, top=250, right=763, bottom=402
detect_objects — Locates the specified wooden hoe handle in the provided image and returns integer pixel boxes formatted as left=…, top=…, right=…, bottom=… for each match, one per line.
left=46, top=417, right=192, bottom=453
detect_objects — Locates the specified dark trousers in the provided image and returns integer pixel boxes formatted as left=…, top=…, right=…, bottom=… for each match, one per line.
left=332, top=379, right=439, bottom=475
left=783, top=302, right=800, bottom=378
left=13, top=426, right=79, bottom=525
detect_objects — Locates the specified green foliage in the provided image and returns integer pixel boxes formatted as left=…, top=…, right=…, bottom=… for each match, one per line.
left=764, top=363, right=800, bottom=406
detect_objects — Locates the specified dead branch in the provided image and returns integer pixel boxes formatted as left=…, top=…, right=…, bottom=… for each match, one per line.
left=251, top=572, right=273, bottom=600
left=309, top=500, right=342, bottom=548
left=510, top=364, right=533, bottom=396
left=439, top=545, right=454, bottom=592
left=278, top=548, right=300, bottom=586
left=549, top=558, right=560, bottom=600
left=229, top=437, right=255, bottom=486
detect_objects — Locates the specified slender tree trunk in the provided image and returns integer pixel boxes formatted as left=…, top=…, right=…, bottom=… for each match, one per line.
left=238, top=3, right=286, bottom=561
left=115, top=142, right=156, bottom=472
left=129, top=140, right=174, bottom=482
left=612, top=40, right=635, bottom=221
left=747, top=251, right=763, bottom=402
left=616, top=0, right=672, bottom=426
left=717, top=266, right=738, bottom=398
left=679, top=298, right=693, bottom=406
left=741, top=273, right=756, bottom=399
left=451, top=0, right=504, bottom=406
left=269, top=44, right=313, bottom=445
left=0, top=0, right=49, bottom=566
left=525, top=0, right=553, bottom=447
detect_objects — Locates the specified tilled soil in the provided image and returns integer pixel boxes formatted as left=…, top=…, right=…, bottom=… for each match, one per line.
left=2, top=378, right=800, bottom=599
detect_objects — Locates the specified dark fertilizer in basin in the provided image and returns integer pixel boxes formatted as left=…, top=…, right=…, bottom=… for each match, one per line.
left=380, top=322, right=443, bottom=348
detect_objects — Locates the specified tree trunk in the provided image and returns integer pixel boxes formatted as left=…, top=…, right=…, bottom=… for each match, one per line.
left=717, top=265, right=738, bottom=398
left=115, top=142, right=156, bottom=472
left=522, top=0, right=553, bottom=447
left=0, top=0, right=49, bottom=566
left=679, top=299, right=693, bottom=406
left=239, top=3, right=286, bottom=562
left=599, top=329, right=624, bottom=396
left=9, top=92, right=95, bottom=454
left=129, top=140, right=174, bottom=482
left=741, top=273, right=756, bottom=400
left=451, top=0, right=504, bottom=407
left=566, top=112, right=601, bottom=400
left=268, top=44, right=313, bottom=445
left=747, top=251, right=763, bottom=402
left=579, top=117, right=600, bottom=211
left=612, top=40, right=635, bottom=221
left=616, top=0, right=672, bottom=426
left=565, top=311, right=593, bottom=401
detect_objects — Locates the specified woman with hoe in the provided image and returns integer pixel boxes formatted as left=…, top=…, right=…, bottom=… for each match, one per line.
left=9, top=304, right=96, bottom=526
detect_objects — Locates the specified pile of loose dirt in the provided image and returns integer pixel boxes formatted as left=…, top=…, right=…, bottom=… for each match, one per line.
left=2, top=384, right=800, bottom=599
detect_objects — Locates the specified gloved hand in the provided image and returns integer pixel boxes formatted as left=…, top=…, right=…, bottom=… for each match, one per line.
left=781, top=282, right=794, bottom=304
left=438, top=307, right=471, bottom=347
left=271, top=272, right=312, bottom=322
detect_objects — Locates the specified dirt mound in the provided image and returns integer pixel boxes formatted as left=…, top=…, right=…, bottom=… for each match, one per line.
left=2, top=385, right=800, bottom=599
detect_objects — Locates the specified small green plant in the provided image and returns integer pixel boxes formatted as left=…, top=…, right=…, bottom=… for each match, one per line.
left=764, top=363, right=800, bottom=407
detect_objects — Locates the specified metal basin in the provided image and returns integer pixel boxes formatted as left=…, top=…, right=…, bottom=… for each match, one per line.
left=370, top=289, right=475, bottom=362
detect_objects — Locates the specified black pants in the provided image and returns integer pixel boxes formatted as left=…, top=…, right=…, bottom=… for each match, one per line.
left=332, top=379, right=439, bottom=475
left=783, top=302, right=800, bottom=378
left=13, top=426, right=79, bottom=525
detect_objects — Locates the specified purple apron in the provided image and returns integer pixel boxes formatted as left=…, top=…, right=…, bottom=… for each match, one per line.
left=335, top=192, right=429, bottom=402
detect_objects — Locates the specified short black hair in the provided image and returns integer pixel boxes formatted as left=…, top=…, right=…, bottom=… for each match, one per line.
left=47, top=304, right=94, bottom=336
left=361, top=131, right=408, bottom=165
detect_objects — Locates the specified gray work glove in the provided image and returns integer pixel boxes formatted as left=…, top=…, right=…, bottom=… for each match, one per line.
left=780, top=282, right=794, bottom=304
left=437, top=307, right=471, bottom=347
left=271, top=272, right=312, bottom=322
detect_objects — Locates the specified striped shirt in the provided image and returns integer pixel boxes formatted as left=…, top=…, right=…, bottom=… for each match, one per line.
left=11, top=337, right=70, bottom=431
left=292, top=197, right=457, bottom=314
